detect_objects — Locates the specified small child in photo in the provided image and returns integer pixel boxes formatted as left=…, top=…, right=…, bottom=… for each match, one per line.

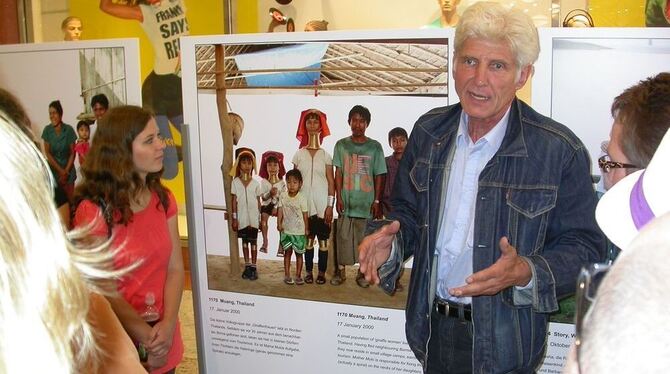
left=258, top=151, right=287, bottom=255
left=74, top=120, right=91, bottom=183
left=229, top=147, right=262, bottom=280
left=382, top=127, right=408, bottom=293
left=74, top=121, right=91, bottom=183
left=381, top=127, right=408, bottom=216
left=74, top=120, right=91, bottom=164
left=277, top=169, right=309, bottom=285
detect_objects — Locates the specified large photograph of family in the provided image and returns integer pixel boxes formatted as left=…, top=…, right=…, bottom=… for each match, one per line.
left=182, top=32, right=450, bottom=309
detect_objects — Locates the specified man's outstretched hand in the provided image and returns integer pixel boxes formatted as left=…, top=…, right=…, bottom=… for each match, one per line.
left=449, top=237, right=531, bottom=297
left=358, top=220, right=401, bottom=285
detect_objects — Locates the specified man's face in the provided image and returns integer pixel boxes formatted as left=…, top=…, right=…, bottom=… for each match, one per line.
left=348, top=113, right=368, bottom=138
left=438, top=0, right=459, bottom=12
left=64, top=19, right=82, bottom=41
left=453, top=38, right=531, bottom=129
left=92, top=103, right=107, bottom=120
left=390, top=135, right=407, bottom=155
left=602, top=121, right=631, bottom=190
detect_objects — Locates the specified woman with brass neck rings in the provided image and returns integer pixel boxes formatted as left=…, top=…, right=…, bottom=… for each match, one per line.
left=291, top=109, right=335, bottom=285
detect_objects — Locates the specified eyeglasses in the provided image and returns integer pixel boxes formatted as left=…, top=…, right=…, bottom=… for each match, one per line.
left=598, top=155, right=639, bottom=173
left=574, top=262, right=611, bottom=374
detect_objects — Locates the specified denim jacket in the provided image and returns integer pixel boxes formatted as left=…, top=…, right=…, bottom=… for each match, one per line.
left=371, top=99, right=605, bottom=373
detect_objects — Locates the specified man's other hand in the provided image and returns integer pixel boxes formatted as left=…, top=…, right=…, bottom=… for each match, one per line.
left=449, top=237, right=531, bottom=297
left=358, top=220, right=400, bottom=285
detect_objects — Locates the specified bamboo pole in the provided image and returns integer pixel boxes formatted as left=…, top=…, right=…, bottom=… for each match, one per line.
left=214, top=44, right=241, bottom=276
left=200, top=66, right=446, bottom=75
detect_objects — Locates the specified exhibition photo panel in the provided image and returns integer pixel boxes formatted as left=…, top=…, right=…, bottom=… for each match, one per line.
left=0, top=39, right=141, bottom=137
left=181, top=29, right=450, bottom=374
left=191, top=32, right=449, bottom=307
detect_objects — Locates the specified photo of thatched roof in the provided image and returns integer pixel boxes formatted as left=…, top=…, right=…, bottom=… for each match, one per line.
left=195, top=40, right=448, bottom=96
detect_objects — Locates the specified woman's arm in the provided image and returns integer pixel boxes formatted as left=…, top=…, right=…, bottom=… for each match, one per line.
left=303, top=211, right=309, bottom=236
left=106, top=295, right=153, bottom=345
left=324, top=163, right=335, bottom=225
left=65, top=142, right=75, bottom=174
left=99, top=0, right=143, bottom=21
left=335, top=167, right=344, bottom=215
left=57, top=202, right=70, bottom=228
left=231, top=194, right=238, bottom=231
left=43, top=142, right=65, bottom=175
left=277, top=207, right=284, bottom=232
left=148, top=214, right=184, bottom=357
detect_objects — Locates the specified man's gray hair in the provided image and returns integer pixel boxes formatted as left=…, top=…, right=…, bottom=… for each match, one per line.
left=454, top=2, right=539, bottom=69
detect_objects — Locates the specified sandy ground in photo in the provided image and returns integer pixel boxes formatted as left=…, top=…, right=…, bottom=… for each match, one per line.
left=206, top=254, right=410, bottom=310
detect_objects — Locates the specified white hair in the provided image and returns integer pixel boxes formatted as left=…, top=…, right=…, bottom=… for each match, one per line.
left=0, top=111, right=123, bottom=373
left=455, top=2, right=539, bottom=69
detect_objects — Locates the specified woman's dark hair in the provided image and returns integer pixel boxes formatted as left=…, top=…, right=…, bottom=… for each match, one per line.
left=75, top=105, right=168, bottom=225
left=304, top=111, right=320, bottom=123
left=266, top=155, right=279, bottom=164
left=49, top=100, right=63, bottom=117
left=239, top=154, right=253, bottom=163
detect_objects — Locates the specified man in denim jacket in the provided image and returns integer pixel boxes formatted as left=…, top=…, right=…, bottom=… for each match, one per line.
left=359, top=3, right=605, bottom=373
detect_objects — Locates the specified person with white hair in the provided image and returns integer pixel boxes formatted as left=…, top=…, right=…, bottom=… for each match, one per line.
left=0, top=92, right=144, bottom=373
left=358, top=2, right=605, bottom=372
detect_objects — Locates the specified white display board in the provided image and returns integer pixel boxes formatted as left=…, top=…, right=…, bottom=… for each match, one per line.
left=181, top=29, right=451, bottom=374
left=0, top=39, right=142, bottom=137
left=533, top=27, right=670, bottom=186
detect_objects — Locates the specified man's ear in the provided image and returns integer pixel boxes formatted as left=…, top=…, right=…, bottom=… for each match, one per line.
left=515, top=65, right=534, bottom=90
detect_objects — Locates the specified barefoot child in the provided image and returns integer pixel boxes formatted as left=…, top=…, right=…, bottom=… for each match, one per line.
left=277, top=169, right=309, bottom=285
left=230, top=148, right=262, bottom=280
left=258, top=151, right=286, bottom=254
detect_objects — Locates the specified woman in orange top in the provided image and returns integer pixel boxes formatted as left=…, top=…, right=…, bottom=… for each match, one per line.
left=74, top=105, right=184, bottom=373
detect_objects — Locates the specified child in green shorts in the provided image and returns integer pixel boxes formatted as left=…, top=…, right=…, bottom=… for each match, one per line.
left=277, top=169, right=309, bottom=285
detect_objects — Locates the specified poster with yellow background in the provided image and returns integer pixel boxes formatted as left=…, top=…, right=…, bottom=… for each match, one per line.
left=69, top=0, right=258, bottom=206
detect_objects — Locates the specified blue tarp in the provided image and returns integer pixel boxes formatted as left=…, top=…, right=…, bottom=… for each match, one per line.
left=233, top=43, right=329, bottom=87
